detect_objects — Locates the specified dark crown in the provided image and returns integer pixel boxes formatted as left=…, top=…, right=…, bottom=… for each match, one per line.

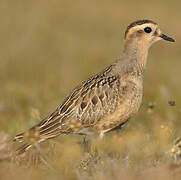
left=124, top=20, right=157, bottom=39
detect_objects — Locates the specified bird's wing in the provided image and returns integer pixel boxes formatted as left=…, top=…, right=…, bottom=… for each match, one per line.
left=13, top=64, right=129, bottom=154
left=37, top=65, right=122, bottom=132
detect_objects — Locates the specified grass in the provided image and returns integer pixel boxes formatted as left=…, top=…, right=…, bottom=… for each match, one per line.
left=0, top=0, right=181, bottom=179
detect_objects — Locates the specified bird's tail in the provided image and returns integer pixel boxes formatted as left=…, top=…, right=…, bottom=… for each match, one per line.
left=13, top=116, right=63, bottom=155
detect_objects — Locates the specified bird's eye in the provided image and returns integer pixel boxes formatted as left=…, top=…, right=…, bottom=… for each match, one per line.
left=144, top=27, right=152, bottom=33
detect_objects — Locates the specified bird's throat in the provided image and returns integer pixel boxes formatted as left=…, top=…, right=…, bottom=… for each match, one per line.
left=123, top=39, right=149, bottom=72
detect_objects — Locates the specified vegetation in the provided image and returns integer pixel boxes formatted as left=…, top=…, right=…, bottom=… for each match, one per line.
left=0, top=0, right=181, bottom=179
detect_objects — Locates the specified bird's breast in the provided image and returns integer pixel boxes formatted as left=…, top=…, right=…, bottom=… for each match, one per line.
left=95, top=77, right=143, bottom=132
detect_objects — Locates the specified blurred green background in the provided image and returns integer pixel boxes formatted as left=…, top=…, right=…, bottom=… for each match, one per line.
left=0, top=0, right=181, bottom=179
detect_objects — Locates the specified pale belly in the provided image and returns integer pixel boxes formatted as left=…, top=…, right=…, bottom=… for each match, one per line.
left=95, top=79, right=143, bottom=134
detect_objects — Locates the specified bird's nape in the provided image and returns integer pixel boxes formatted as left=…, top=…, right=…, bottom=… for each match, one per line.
left=13, top=19, right=175, bottom=156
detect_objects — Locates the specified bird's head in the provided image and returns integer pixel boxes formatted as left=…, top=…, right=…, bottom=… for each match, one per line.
left=124, top=20, right=175, bottom=48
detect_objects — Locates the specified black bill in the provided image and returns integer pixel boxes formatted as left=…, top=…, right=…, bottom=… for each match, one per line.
left=160, top=34, right=175, bottom=42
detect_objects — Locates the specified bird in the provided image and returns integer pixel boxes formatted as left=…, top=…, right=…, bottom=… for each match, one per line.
left=13, top=19, right=175, bottom=155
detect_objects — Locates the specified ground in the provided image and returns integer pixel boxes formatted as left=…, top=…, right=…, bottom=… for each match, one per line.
left=0, top=0, right=181, bottom=179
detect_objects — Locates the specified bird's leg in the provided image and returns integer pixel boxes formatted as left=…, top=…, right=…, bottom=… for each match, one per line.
left=87, top=133, right=105, bottom=159
left=83, top=135, right=90, bottom=153
left=79, top=135, right=100, bottom=158
left=79, top=135, right=90, bottom=153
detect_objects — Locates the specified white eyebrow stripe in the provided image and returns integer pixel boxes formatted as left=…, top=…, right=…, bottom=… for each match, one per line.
left=125, top=23, right=158, bottom=39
